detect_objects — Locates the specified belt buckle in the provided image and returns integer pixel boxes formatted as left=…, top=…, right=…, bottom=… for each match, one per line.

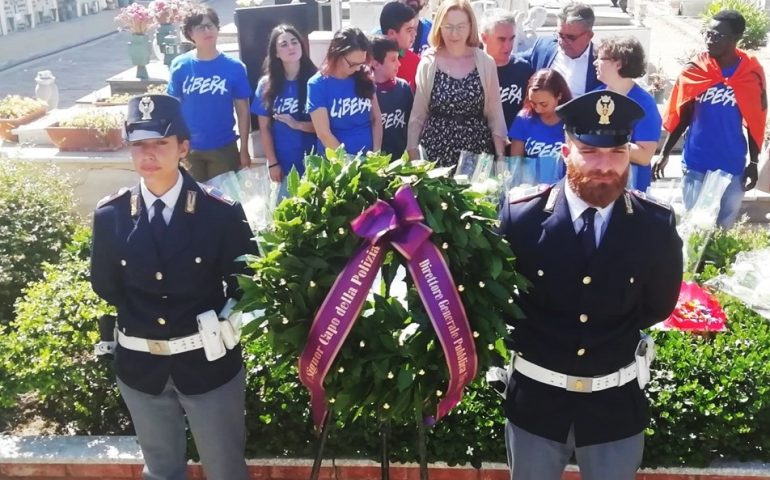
left=566, top=375, right=593, bottom=393
left=147, top=340, right=171, bottom=355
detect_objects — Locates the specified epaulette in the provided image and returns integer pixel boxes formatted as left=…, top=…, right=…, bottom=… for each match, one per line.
left=508, top=184, right=551, bottom=204
left=200, top=183, right=236, bottom=206
left=629, top=189, right=672, bottom=211
left=96, top=187, right=130, bottom=208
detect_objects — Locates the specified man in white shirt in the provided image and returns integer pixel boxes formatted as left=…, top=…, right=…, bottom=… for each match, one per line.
left=522, top=3, right=602, bottom=95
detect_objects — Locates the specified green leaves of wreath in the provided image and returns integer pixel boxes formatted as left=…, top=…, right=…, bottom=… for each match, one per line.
left=238, top=148, right=526, bottom=425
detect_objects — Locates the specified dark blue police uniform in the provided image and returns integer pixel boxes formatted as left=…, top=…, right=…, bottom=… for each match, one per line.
left=90, top=94, right=257, bottom=480
left=498, top=90, right=683, bottom=479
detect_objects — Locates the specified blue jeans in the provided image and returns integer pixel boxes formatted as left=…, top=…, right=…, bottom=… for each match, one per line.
left=682, top=168, right=745, bottom=229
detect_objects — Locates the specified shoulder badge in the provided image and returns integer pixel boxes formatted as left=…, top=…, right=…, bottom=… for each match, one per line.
left=96, top=187, right=130, bottom=209
left=630, top=189, right=672, bottom=211
left=200, top=184, right=236, bottom=206
left=184, top=190, right=197, bottom=214
left=508, top=184, right=550, bottom=205
left=623, top=192, right=634, bottom=215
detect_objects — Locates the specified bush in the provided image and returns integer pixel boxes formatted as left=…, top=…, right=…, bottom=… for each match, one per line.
left=0, top=160, right=79, bottom=323
left=0, top=227, right=130, bottom=434
left=645, top=224, right=770, bottom=466
left=703, top=0, right=770, bottom=50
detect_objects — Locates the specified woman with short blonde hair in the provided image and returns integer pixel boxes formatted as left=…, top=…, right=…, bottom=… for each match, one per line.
left=407, top=0, right=506, bottom=167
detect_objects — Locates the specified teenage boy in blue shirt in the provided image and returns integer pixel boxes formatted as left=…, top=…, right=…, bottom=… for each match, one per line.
left=168, top=6, right=252, bottom=182
left=372, top=36, right=413, bottom=159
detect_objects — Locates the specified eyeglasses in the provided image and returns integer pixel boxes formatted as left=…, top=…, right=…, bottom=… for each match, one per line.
left=556, top=30, right=589, bottom=42
left=343, top=55, right=367, bottom=69
left=440, top=23, right=469, bottom=34
left=192, top=23, right=218, bottom=33
left=703, top=29, right=728, bottom=41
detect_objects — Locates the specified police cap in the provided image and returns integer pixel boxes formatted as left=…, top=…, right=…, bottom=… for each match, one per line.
left=125, top=94, right=189, bottom=142
left=555, top=90, right=644, bottom=148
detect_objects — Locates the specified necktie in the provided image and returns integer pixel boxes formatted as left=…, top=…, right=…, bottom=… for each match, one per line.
left=150, top=199, right=166, bottom=245
left=578, top=207, right=597, bottom=257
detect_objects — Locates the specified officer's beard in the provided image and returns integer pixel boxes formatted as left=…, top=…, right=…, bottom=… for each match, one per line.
left=566, top=165, right=629, bottom=208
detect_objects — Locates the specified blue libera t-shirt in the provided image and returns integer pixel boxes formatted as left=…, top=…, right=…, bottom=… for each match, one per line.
left=376, top=78, right=413, bottom=159
left=307, top=72, right=373, bottom=155
left=167, top=52, right=252, bottom=150
left=597, top=83, right=662, bottom=192
left=498, top=54, right=534, bottom=130
left=508, top=112, right=566, bottom=183
left=683, top=61, right=747, bottom=176
left=252, top=77, right=316, bottom=176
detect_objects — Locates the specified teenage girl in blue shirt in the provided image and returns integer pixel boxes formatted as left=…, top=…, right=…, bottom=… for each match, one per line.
left=508, top=68, right=572, bottom=184
left=307, top=27, right=383, bottom=156
left=253, top=24, right=317, bottom=202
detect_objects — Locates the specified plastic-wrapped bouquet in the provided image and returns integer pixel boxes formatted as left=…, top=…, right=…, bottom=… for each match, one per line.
left=206, top=166, right=274, bottom=236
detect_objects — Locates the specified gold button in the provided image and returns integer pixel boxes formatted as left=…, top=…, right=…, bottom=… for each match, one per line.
left=574, top=380, right=583, bottom=390
left=577, top=348, right=586, bottom=356
left=195, top=257, right=202, bottom=264
left=120, top=260, right=127, bottom=266
left=155, top=272, right=163, bottom=281
left=537, top=269, right=544, bottom=277
left=629, top=277, right=635, bottom=284
left=582, top=276, right=591, bottom=285
left=579, top=314, right=588, bottom=323
left=157, top=317, right=166, bottom=325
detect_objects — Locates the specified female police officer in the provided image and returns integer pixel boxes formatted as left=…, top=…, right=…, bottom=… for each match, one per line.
left=90, top=94, right=257, bottom=480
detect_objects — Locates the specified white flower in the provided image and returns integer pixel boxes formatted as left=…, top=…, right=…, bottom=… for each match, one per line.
left=338, top=367, right=344, bottom=373
left=458, top=285, right=465, bottom=292
left=383, top=403, right=390, bottom=410
left=478, top=281, right=485, bottom=288
left=436, top=390, right=443, bottom=397
left=359, top=340, right=366, bottom=348
left=387, top=371, right=395, bottom=379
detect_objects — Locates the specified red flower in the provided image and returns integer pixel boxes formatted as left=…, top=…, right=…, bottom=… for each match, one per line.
left=662, top=281, right=727, bottom=332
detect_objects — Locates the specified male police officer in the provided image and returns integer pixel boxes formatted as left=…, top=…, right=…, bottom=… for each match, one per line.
left=498, top=90, right=683, bottom=479
left=90, top=95, right=257, bottom=480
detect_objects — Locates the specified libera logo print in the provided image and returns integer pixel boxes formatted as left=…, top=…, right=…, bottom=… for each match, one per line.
left=330, top=98, right=372, bottom=118
left=182, top=75, right=229, bottom=95
left=381, top=109, right=406, bottom=130
left=695, top=85, right=737, bottom=107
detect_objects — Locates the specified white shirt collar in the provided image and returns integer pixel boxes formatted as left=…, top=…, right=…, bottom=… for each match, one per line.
left=563, top=179, right=614, bottom=229
left=140, top=171, right=183, bottom=221
left=553, top=44, right=592, bottom=95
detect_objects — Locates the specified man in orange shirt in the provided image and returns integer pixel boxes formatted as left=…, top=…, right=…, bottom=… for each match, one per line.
left=380, top=1, right=420, bottom=90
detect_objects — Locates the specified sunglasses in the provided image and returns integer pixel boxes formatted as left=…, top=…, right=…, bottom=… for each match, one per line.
left=192, top=23, right=218, bottom=33
left=703, top=29, right=729, bottom=41
left=556, top=30, right=589, bottom=42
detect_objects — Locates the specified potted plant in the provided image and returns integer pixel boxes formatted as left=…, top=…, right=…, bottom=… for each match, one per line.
left=115, top=3, right=156, bottom=79
left=646, top=70, right=668, bottom=103
left=0, top=95, right=49, bottom=142
left=93, top=84, right=168, bottom=106
left=46, top=109, right=126, bottom=152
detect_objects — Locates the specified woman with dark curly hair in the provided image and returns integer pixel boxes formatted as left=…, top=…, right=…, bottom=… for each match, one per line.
left=307, top=27, right=383, bottom=156
left=252, top=24, right=317, bottom=201
left=594, top=36, right=662, bottom=192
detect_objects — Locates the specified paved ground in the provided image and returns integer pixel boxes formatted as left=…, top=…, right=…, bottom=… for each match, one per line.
left=0, top=0, right=234, bottom=107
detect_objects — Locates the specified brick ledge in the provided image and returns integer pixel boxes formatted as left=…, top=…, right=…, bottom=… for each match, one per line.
left=1, top=436, right=769, bottom=479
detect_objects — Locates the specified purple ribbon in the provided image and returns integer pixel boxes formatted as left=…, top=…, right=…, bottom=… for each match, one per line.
left=298, top=185, right=478, bottom=428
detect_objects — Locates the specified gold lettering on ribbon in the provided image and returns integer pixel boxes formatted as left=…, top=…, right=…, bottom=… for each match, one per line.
left=303, top=245, right=382, bottom=380
left=418, top=258, right=471, bottom=381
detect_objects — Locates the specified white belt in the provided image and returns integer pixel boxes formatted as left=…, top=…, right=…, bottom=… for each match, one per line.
left=117, top=330, right=204, bottom=356
left=513, top=356, right=637, bottom=393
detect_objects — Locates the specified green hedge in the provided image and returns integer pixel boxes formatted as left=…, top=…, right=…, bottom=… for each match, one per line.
left=0, top=160, right=79, bottom=323
left=3, top=224, right=770, bottom=467
left=0, top=227, right=130, bottom=434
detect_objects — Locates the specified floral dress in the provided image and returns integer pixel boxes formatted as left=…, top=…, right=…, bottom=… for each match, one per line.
left=421, top=68, right=494, bottom=167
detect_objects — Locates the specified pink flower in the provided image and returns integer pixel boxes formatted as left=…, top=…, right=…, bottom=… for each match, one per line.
left=663, top=281, right=727, bottom=332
